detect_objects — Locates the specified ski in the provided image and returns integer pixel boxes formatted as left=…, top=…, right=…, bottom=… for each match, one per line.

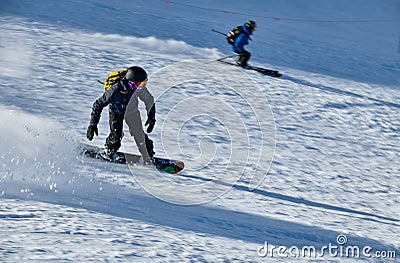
left=218, top=60, right=282, bottom=78
left=81, top=144, right=184, bottom=174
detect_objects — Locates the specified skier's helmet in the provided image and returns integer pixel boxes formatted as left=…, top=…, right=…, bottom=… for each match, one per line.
left=125, top=66, right=148, bottom=82
left=245, top=20, right=257, bottom=31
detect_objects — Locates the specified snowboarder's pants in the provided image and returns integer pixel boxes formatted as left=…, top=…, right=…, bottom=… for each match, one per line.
left=105, top=109, right=154, bottom=157
left=105, top=109, right=124, bottom=150
left=237, top=50, right=251, bottom=67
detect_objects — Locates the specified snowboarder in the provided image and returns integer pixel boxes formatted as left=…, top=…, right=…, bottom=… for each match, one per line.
left=229, top=20, right=257, bottom=68
left=86, top=66, right=156, bottom=164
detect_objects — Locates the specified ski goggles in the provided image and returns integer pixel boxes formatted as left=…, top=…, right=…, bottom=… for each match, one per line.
left=127, top=79, right=148, bottom=91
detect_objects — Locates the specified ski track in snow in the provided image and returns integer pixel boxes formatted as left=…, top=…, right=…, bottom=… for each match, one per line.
left=1, top=0, right=400, bottom=262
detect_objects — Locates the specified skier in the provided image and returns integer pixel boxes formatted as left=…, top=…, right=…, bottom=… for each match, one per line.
left=86, top=66, right=156, bottom=164
left=229, top=20, right=257, bottom=68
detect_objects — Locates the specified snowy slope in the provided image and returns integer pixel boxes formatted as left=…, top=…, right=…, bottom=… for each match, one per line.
left=1, top=0, right=399, bottom=262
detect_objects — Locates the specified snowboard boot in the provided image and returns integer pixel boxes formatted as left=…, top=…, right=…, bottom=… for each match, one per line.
left=138, top=143, right=154, bottom=166
left=145, top=136, right=155, bottom=165
left=143, top=158, right=154, bottom=166
left=100, top=147, right=117, bottom=162
left=145, top=134, right=155, bottom=159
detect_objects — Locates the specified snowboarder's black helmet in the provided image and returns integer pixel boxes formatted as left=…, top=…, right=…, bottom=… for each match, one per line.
left=245, top=20, right=257, bottom=31
left=125, top=66, right=148, bottom=82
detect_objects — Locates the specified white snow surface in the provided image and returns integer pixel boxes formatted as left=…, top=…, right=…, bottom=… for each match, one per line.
left=0, top=0, right=399, bottom=262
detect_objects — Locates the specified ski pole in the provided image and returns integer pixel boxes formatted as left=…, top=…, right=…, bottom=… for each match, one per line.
left=205, top=54, right=238, bottom=64
left=211, top=29, right=228, bottom=36
left=215, top=54, right=237, bottom=61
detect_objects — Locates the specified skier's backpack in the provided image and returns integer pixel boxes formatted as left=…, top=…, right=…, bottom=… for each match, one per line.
left=226, top=25, right=243, bottom=45
left=97, top=69, right=127, bottom=90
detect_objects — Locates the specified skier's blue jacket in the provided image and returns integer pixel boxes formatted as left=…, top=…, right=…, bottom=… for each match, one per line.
left=231, top=23, right=253, bottom=53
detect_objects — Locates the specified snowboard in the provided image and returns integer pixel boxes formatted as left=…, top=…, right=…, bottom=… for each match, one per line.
left=219, top=60, right=282, bottom=78
left=81, top=144, right=184, bottom=174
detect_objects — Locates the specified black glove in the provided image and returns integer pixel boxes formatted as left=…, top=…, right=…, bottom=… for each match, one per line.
left=145, top=117, right=156, bottom=133
left=86, top=125, right=98, bottom=141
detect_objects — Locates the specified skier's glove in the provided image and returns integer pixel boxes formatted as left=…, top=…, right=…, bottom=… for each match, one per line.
left=86, top=125, right=98, bottom=141
left=145, top=117, right=156, bottom=133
